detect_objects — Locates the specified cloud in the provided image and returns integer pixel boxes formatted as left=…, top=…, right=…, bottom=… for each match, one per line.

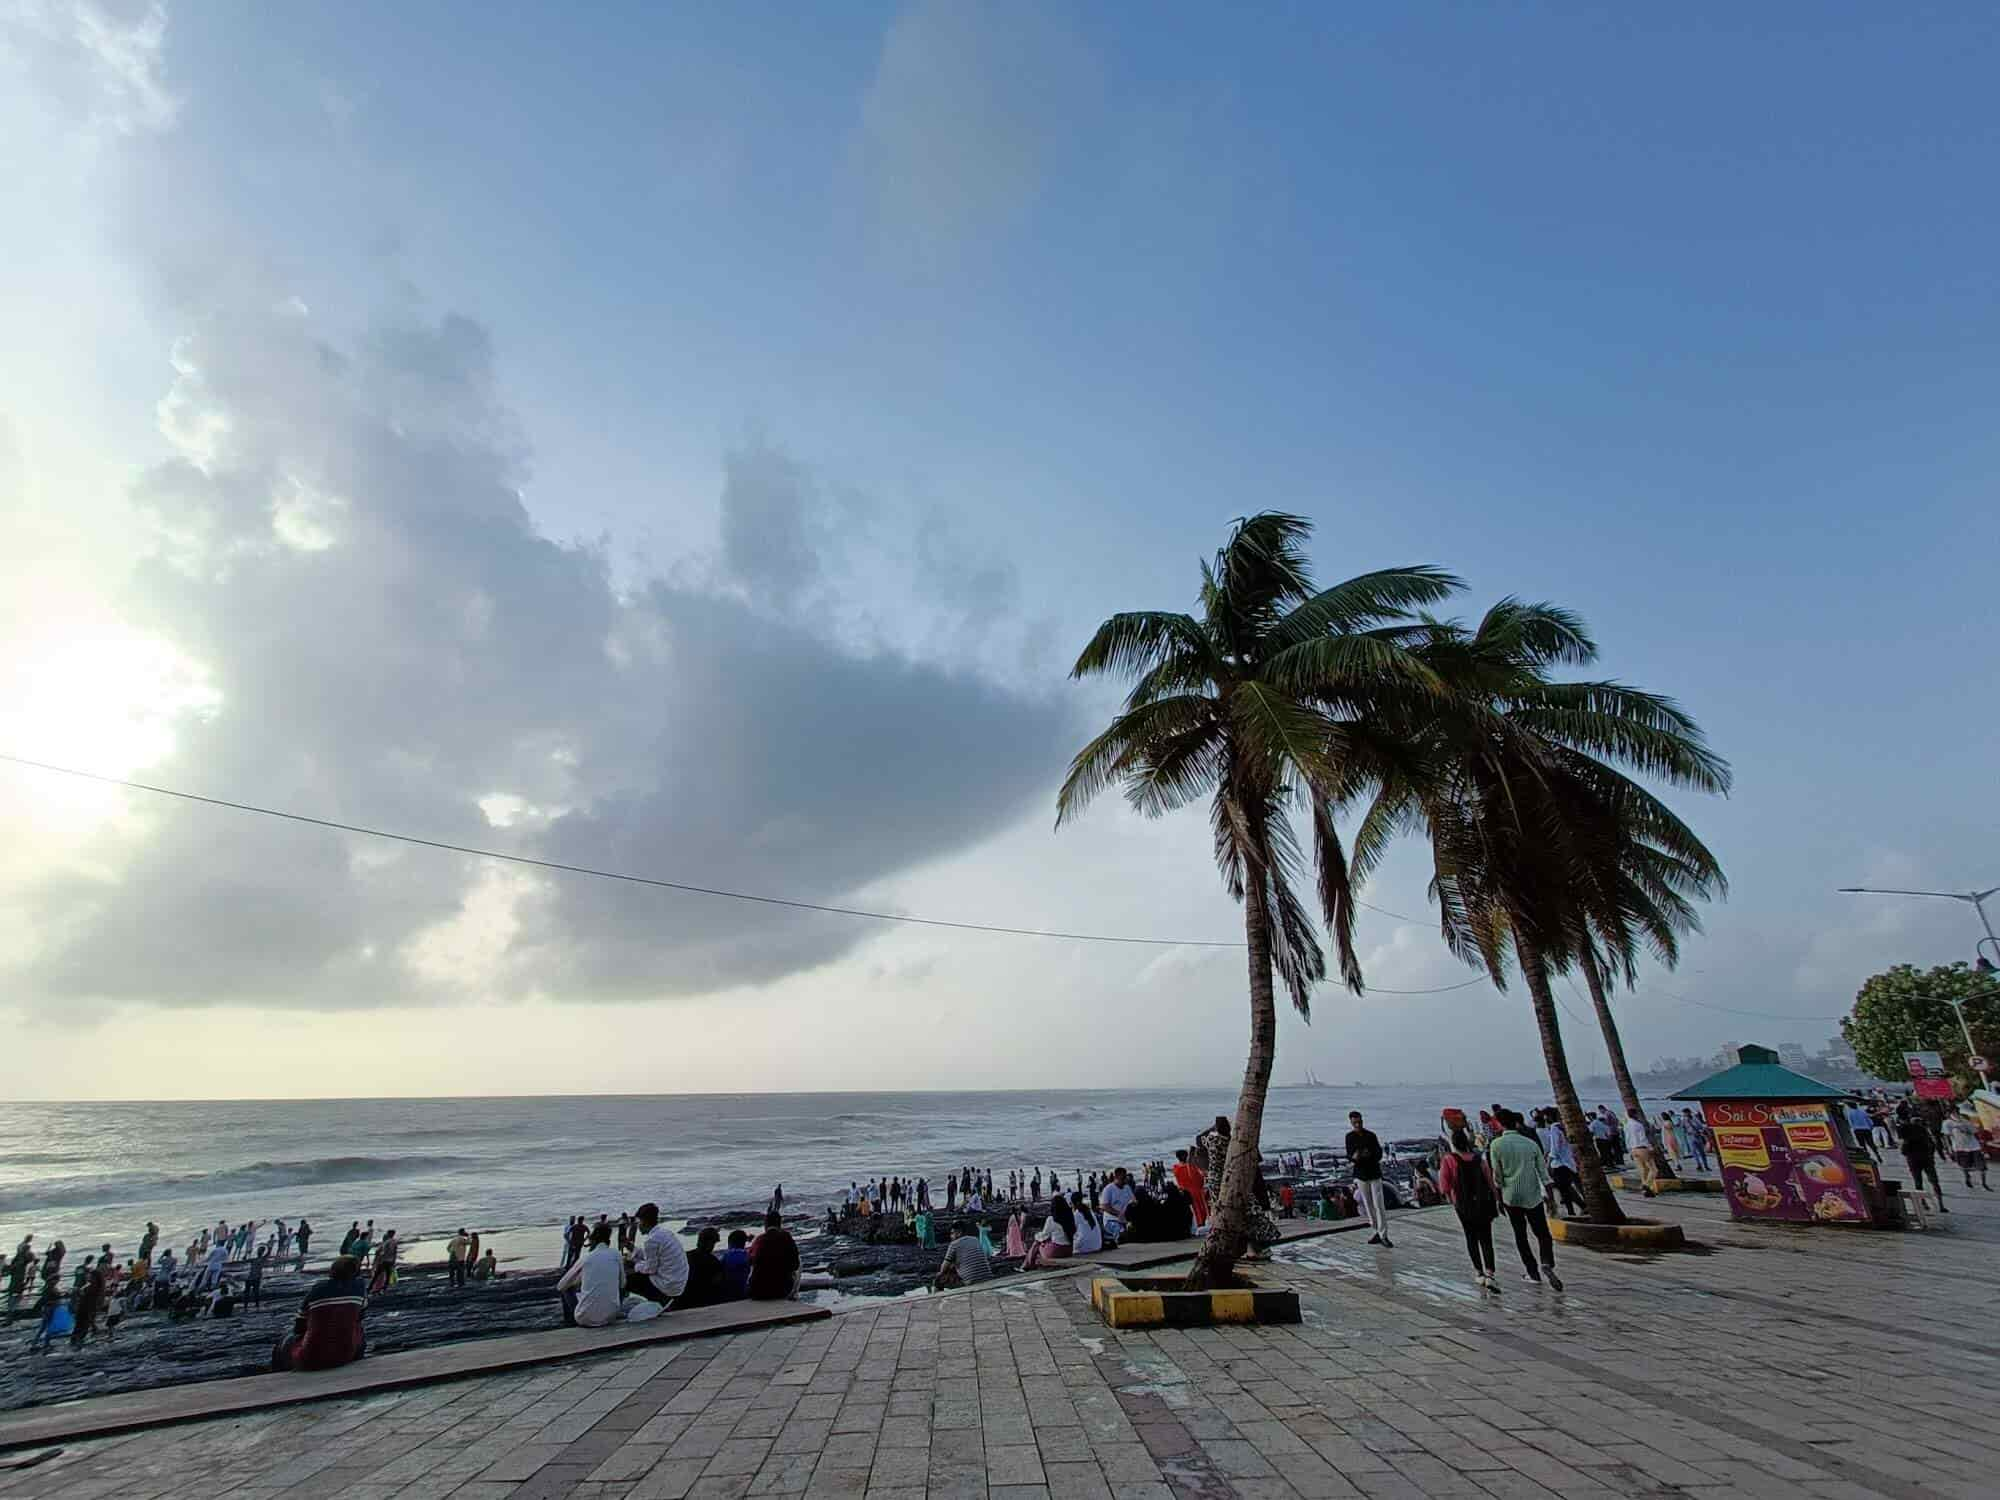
left=854, top=0, right=1096, bottom=264
left=2, top=0, right=177, bottom=135
left=6, top=282, right=1073, bottom=1016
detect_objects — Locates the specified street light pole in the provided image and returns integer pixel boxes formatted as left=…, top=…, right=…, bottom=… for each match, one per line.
left=1839, top=884, right=1999, bottom=1092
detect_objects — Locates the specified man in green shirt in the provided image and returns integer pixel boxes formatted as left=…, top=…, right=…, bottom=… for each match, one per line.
left=1487, top=1111, right=1563, bottom=1290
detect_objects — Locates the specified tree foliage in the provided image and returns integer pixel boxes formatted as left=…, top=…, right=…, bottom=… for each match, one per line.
left=1841, top=962, right=2000, bottom=1083
left=1058, top=513, right=1461, bottom=1285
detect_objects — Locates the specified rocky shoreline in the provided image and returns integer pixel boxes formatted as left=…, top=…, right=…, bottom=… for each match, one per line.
left=0, top=1209, right=1019, bottom=1413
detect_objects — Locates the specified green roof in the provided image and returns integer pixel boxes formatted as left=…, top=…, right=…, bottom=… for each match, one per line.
left=1670, top=1044, right=1851, bottom=1102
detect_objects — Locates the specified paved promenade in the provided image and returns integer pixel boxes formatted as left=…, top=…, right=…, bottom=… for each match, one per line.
left=3, top=1184, right=1994, bottom=1499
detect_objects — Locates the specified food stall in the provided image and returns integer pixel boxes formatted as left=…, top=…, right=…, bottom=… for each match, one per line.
left=1673, top=1044, right=1896, bottom=1227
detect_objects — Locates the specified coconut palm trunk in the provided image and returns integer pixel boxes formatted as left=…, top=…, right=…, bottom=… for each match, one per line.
left=1517, top=932, right=1625, bottom=1225
left=1188, top=834, right=1276, bottom=1289
left=1580, top=948, right=1644, bottom=1122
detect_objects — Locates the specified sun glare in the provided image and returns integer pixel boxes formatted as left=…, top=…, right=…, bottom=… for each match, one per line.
left=0, top=626, right=220, bottom=836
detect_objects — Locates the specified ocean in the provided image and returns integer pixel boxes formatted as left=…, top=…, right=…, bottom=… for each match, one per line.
left=3, top=1083, right=1660, bottom=1267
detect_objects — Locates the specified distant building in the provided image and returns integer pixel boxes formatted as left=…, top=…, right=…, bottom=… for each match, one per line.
left=1778, top=1043, right=1810, bottom=1071
left=1820, top=1036, right=1858, bottom=1069
left=1712, top=1045, right=1739, bottom=1069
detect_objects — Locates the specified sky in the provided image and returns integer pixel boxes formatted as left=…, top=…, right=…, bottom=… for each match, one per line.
left=1, top=1, right=1995, bottom=1100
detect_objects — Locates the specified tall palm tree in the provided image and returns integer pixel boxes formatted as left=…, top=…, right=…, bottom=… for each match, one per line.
left=1057, top=513, right=1460, bottom=1287
left=1578, top=789, right=1727, bottom=1131
left=1348, top=601, right=1730, bottom=1224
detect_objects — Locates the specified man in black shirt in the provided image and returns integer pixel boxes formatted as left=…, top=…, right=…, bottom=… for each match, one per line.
left=1346, top=1111, right=1391, bottom=1247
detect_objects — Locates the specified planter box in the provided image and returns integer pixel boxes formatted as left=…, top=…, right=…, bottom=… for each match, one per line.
left=1548, top=1217, right=1687, bottom=1250
left=1609, top=1174, right=1722, bottom=1194
left=1089, top=1273, right=1301, bottom=1329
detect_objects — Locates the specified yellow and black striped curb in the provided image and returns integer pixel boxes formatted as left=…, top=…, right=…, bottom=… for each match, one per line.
left=1549, top=1217, right=1687, bottom=1249
left=1090, top=1275, right=1301, bottom=1328
left=1609, top=1174, right=1722, bottom=1194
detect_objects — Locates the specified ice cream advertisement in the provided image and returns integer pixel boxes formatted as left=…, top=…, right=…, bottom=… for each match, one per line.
left=1702, top=1101, right=1867, bottom=1224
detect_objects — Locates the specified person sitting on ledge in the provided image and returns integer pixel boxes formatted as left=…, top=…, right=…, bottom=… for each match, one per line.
left=470, top=1248, right=497, bottom=1281
left=747, top=1212, right=801, bottom=1300
left=1069, top=1194, right=1104, bottom=1255
left=272, top=1254, right=367, bottom=1371
left=720, top=1229, right=752, bottom=1299
left=1022, top=1194, right=1074, bottom=1269
left=627, top=1202, right=690, bottom=1307
left=931, top=1222, right=992, bottom=1290
left=557, top=1221, right=625, bottom=1327
left=678, top=1227, right=729, bottom=1308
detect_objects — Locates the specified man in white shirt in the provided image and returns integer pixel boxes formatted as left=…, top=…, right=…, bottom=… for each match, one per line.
left=556, top=1222, right=625, bottom=1327
left=628, top=1202, right=689, bottom=1307
left=1097, top=1168, right=1137, bottom=1243
left=1623, top=1109, right=1660, bottom=1197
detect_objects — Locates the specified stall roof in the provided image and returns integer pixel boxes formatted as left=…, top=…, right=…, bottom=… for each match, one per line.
left=1671, top=1044, right=1850, bottom=1102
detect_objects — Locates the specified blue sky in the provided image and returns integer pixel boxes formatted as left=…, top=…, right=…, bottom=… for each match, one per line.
left=1, top=2, right=1994, bottom=1096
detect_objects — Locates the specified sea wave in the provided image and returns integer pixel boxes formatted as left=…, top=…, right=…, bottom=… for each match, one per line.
left=0, top=1154, right=476, bottom=1213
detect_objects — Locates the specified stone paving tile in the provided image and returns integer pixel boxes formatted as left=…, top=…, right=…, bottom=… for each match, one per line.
left=15, top=1190, right=2000, bottom=1500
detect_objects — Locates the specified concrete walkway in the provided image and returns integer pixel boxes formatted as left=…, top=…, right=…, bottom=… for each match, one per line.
left=10, top=1191, right=1987, bottom=1497
left=0, top=1219, right=1356, bottom=1453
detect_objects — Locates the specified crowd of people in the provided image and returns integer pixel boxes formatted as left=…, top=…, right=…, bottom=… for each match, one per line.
left=6, top=1214, right=326, bottom=1352
left=552, top=1202, right=802, bottom=1330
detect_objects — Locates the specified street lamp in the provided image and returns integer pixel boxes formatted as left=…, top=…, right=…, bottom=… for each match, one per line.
left=1840, top=885, right=1999, bottom=1091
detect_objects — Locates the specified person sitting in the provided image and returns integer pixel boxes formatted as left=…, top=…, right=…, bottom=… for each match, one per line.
left=1005, top=1209, right=1027, bottom=1259
left=1022, top=1196, right=1074, bottom=1269
left=1098, top=1167, right=1136, bottom=1243
left=747, top=1212, right=801, bottom=1301
left=274, top=1255, right=368, bottom=1372
left=470, top=1249, right=497, bottom=1281
left=1070, top=1195, right=1104, bottom=1255
left=932, top=1222, right=993, bottom=1290
left=720, top=1230, right=752, bottom=1299
left=556, top=1222, right=625, bottom=1327
left=678, top=1227, right=730, bottom=1309
left=627, top=1202, right=690, bottom=1307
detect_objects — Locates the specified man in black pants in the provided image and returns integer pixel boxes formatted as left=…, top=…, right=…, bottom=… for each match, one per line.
left=1488, top=1110, right=1563, bottom=1289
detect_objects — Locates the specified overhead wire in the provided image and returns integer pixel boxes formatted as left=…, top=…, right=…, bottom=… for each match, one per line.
left=0, top=752, right=1492, bottom=996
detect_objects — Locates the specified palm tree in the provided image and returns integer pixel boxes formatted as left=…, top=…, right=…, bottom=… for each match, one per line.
left=1577, top=786, right=1727, bottom=1130
left=1057, top=513, right=1460, bottom=1287
left=1348, top=600, right=1730, bottom=1224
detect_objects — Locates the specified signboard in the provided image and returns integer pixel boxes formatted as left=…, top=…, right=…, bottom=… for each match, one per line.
left=1904, top=1050, right=1945, bottom=1079
left=1701, top=1100, right=1868, bottom=1224
left=1914, top=1078, right=1956, bottom=1100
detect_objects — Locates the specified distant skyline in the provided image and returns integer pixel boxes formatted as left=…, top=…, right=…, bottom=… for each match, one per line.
left=2, top=3, right=1995, bottom=1099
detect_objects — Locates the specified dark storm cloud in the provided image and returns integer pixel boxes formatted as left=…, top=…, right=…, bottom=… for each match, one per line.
left=14, top=293, right=1071, bottom=1012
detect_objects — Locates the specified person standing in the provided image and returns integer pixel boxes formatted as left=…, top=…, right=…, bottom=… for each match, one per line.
left=447, top=1228, right=473, bottom=1289
left=1345, top=1111, right=1391, bottom=1247
left=628, top=1202, right=690, bottom=1306
left=1844, top=1100, right=1879, bottom=1163
left=1942, top=1112, right=1989, bottom=1192
left=1439, top=1127, right=1501, bottom=1291
left=294, top=1218, right=313, bottom=1270
left=6, top=1236, right=32, bottom=1310
left=340, top=1221, right=360, bottom=1257
left=1679, top=1110, right=1712, bottom=1173
left=138, top=1221, right=159, bottom=1265
left=1488, top=1111, right=1564, bottom=1289
left=769, top=1184, right=785, bottom=1216
left=1534, top=1111, right=1585, bottom=1217
left=1172, top=1150, right=1208, bottom=1229
left=1623, top=1108, right=1660, bottom=1196
left=1899, top=1113, right=1947, bottom=1215
left=70, top=1261, right=107, bottom=1347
